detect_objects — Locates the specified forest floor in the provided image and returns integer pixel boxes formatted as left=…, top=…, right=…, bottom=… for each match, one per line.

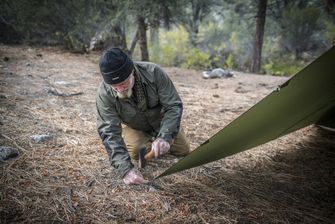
left=0, top=45, right=334, bottom=224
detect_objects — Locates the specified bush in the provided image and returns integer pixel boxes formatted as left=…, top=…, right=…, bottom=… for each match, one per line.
left=181, top=48, right=210, bottom=69
left=225, top=54, right=234, bottom=69
left=159, top=45, right=175, bottom=66
left=64, top=31, right=88, bottom=53
left=151, top=26, right=188, bottom=66
left=263, top=58, right=303, bottom=76
left=151, top=26, right=211, bottom=69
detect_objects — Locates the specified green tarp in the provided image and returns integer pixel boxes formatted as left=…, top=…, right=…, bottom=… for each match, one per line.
left=156, top=46, right=335, bottom=179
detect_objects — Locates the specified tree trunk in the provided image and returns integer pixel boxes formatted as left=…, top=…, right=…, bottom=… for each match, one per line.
left=137, top=16, right=149, bottom=61
left=325, top=0, right=335, bottom=14
left=128, top=28, right=139, bottom=58
left=188, top=2, right=202, bottom=47
left=188, top=25, right=199, bottom=47
left=150, top=27, right=159, bottom=46
left=250, top=0, right=267, bottom=73
left=107, top=21, right=128, bottom=52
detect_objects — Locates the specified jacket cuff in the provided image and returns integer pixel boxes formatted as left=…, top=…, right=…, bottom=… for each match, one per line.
left=157, top=133, right=173, bottom=145
left=120, top=162, right=135, bottom=178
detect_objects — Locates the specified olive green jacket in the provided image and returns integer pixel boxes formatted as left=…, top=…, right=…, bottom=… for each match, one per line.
left=96, top=62, right=183, bottom=177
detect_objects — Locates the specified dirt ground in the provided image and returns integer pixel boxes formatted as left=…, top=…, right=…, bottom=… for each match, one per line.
left=0, top=45, right=334, bottom=223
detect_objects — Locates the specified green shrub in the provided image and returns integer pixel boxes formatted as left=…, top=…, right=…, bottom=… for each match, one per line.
left=225, top=54, right=234, bottom=69
left=323, top=20, right=335, bottom=45
left=159, top=45, right=175, bottom=66
left=151, top=26, right=188, bottom=66
left=263, top=59, right=303, bottom=76
left=151, top=26, right=211, bottom=69
left=181, top=48, right=210, bottom=69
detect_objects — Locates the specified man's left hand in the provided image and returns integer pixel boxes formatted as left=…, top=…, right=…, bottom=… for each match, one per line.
left=152, top=138, right=170, bottom=158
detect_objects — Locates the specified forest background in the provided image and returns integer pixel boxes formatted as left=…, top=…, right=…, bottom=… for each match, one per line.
left=1, top=0, right=334, bottom=75
left=1, top=1, right=335, bottom=222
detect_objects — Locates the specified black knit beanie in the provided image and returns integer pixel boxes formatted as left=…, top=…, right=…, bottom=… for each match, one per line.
left=99, top=48, right=134, bottom=84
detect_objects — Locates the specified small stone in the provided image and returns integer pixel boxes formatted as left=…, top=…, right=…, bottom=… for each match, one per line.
left=258, top=82, right=268, bottom=87
left=3, top=57, right=9, bottom=62
left=0, top=146, right=19, bottom=161
left=220, top=108, right=229, bottom=113
left=148, top=186, right=158, bottom=192
left=173, top=158, right=180, bottom=163
left=30, top=134, right=52, bottom=143
left=213, top=94, right=220, bottom=98
left=212, top=83, right=219, bottom=89
left=55, top=81, right=68, bottom=85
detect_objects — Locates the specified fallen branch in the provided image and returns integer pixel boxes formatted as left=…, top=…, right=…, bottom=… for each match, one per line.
left=65, top=188, right=76, bottom=213
left=47, top=87, right=83, bottom=97
left=1, top=133, right=27, bottom=152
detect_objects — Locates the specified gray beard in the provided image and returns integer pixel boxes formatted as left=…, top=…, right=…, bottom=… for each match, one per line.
left=116, top=88, right=133, bottom=99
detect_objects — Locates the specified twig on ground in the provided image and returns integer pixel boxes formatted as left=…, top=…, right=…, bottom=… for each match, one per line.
left=47, top=87, right=83, bottom=97
left=1, top=133, right=27, bottom=152
left=65, top=187, right=76, bottom=213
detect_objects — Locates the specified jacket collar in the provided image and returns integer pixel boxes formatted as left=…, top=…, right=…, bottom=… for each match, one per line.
left=134, top=62, right=155, bottom=84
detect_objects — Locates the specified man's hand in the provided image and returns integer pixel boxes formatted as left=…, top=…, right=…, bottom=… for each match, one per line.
left=123, top=168, right=149, bottom=185
left=152, top=138, right=170, bottom=158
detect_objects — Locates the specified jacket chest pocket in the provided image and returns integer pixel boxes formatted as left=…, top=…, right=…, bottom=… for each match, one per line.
left=146, top=87, right=159, bottom=109
left=119, top=102, right=137, bottom=122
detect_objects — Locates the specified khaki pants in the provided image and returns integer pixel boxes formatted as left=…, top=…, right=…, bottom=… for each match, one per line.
left=122, top=125, right=190, bottom=160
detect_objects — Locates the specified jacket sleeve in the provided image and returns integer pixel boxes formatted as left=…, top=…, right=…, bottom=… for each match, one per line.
left=96, top=83, right=134, bottom=177
left=154, top=66, right=183, bottom=143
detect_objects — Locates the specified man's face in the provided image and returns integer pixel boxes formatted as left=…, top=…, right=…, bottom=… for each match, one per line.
left=111, top=71, right=134, bottom=99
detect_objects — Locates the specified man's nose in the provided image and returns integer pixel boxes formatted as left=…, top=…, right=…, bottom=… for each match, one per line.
left=114, top=85, right=127, bottom=92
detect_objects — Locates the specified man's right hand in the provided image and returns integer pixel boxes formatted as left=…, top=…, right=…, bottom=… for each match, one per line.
left=152, top=138, right=170, bottom=158
left=123, top=168, right=149, bottom=185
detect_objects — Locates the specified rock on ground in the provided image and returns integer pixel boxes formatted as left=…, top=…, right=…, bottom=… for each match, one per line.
left=0, top=146, right=19, bottom=162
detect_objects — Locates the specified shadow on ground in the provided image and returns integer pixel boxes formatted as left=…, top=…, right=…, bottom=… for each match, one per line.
left=156, top=127, right=335, bottom=223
